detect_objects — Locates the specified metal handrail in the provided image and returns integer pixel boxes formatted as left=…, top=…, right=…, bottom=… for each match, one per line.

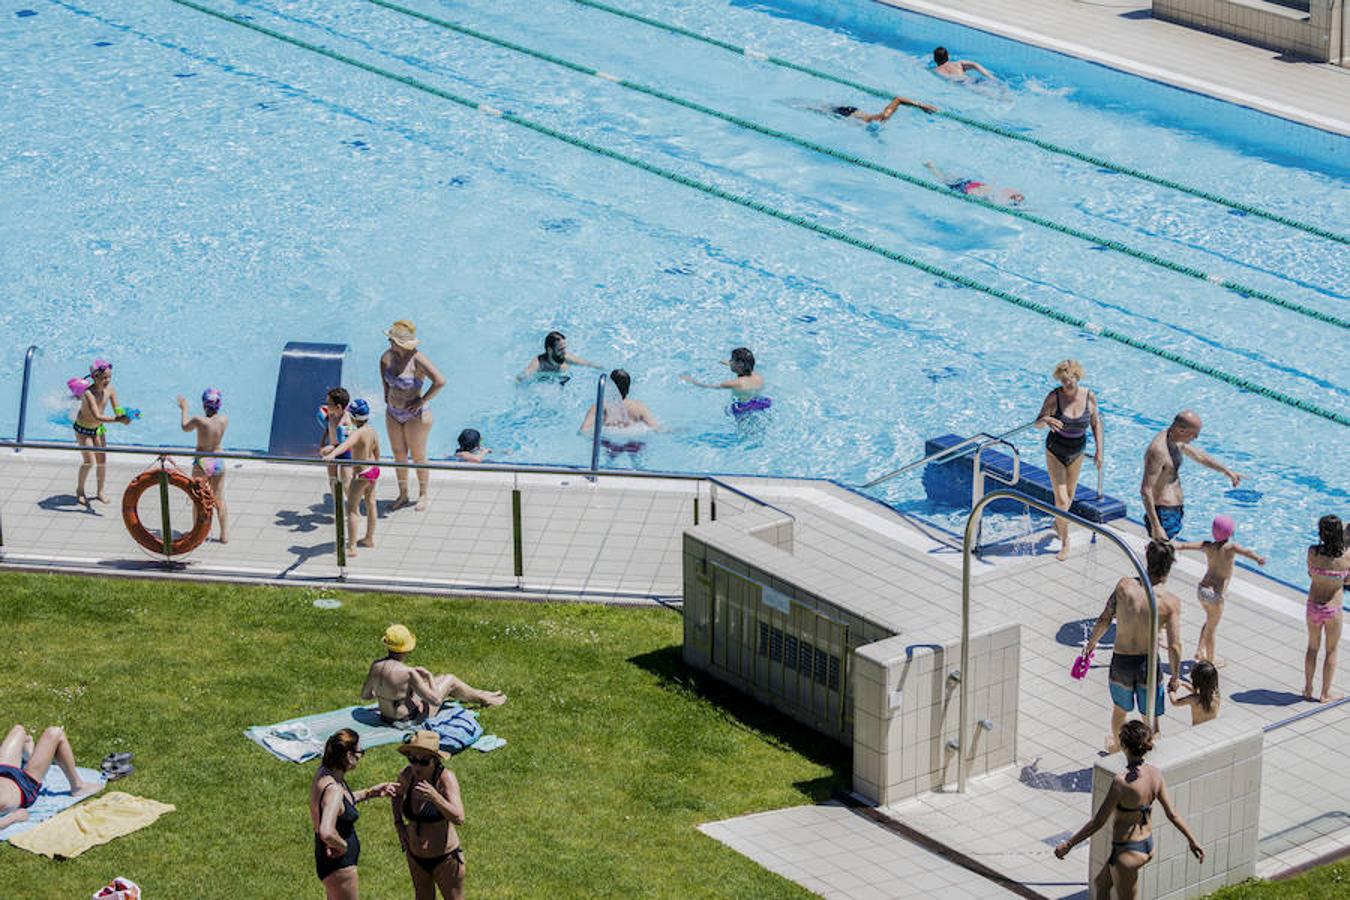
left=0, top=439, right=795, bottom=523
left=15, top=345, right=40, bottom=450
left=958, top=489, right=1158, bottom=792
left=590, top=372, right=607, bottom=474
left=862, top=419, right=1039, bottom=489
left=968, top=437, right=1023, bottom=551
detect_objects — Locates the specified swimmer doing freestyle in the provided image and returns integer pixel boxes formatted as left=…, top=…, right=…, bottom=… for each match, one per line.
left=829, top=95, right=937, bottom=122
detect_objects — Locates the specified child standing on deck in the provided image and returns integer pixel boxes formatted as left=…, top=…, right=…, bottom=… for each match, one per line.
left=1175, top=515, right=1266, bottom=667
left=321, top=399, right=380, bottom=557
left=178, top=389, right=229, bottom=543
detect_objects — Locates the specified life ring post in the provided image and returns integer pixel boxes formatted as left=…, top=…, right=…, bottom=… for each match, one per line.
left=158, top=462, right=173, bottom=560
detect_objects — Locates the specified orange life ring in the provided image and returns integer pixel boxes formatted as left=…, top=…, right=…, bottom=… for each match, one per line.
left=121, top=463, right=215, bottom=556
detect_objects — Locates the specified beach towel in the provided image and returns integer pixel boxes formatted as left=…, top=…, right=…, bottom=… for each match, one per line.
left=246, top=702, right=490, bottom=762
left=0, top=766, right=106, bottom=842
left=422, top=706, right=483, bottom=753
left=9, top=791, right=174, bottom=858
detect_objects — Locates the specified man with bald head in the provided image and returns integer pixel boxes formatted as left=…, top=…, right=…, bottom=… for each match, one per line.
left=1140, top=410, right=1242, bottom=542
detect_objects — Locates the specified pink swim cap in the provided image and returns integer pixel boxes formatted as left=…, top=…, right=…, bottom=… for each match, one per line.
left=1212, top=515, right=1235, bottom=542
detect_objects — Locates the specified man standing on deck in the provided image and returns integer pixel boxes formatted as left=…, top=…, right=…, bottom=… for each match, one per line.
left=1081, top=541, right=1183, bottom=752
left=1140, top=410, right=1242, bottom=542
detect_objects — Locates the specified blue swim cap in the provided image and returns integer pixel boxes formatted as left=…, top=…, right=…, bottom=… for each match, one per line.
left=348, top=398, right=371, bottom=421
left=202, top=388, right=222, bottom=410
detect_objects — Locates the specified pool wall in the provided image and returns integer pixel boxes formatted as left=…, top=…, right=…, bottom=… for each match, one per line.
left=749, top=0, right=1350, bottom=175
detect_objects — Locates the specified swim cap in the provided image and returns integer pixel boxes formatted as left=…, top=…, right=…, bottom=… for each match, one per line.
left=89, top=358, right=112, bottom=374
left=1212, top=515, right=1235, bottom=542
left=202, top=388, right=222, bottom=411
left=348, top=398, right=371, bottom=421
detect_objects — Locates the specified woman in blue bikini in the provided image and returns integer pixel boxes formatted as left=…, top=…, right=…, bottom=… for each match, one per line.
left=1055, top=720, right=1203, bottom=900
left=1034, top=359, right=1103, bottom=560
left=681, top=347, right=770, bottom=418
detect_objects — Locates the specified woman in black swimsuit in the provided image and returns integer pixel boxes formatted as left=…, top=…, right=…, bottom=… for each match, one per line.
left=1055, top=721, right=1203, bottom=899
left=393, top=731, right=467, bottom=900
left=1034, top=359, right=1103, bottom=561
left=309, top=729, right=396, bottom=900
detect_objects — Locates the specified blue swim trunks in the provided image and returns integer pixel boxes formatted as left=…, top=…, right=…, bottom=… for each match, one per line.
left=1155, top=505, right=1184, bottom=540
left=1108, top=653, right=1165, bottom=715
left=0, top=764, right=42, bottom=809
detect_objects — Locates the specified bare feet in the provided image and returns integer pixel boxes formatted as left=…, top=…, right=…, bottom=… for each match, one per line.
left=94, top=493, right=109, bottom=504
left=218, top=536, right=230, bottom=544
left=357, top=538, right=375, bottom=549
left=480, top=691, right=507, bottom=708
left=70, top=779, right=105, bottom=799
left=1320, top=693, right=1343, bottom=703
left=1055, top=544, right=1070, bottom=562
left=415, top=496, right=429, bottom=512
left=1303, top=689, right=1317, bottom=702
left=1104, top=735, right=1120, bottom=754
left=346, top=543, right=358, bottom=558
left=390, top=494, right=412, bottom=511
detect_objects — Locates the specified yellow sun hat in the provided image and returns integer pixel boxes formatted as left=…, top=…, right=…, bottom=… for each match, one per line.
left=382, top=623, right=416, bottom=653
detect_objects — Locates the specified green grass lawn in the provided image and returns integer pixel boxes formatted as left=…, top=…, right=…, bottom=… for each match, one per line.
left=0, top=572, right=847, bottom=898
left=1208, top=864, right=1350, bottom=899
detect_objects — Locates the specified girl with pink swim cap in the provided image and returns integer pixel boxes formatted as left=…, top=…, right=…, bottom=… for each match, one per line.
left=1175, top=515, right=1266, bottom=667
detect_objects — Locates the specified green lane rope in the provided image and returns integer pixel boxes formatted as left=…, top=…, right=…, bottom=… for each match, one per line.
left=164, top=0, right=1350, bottom=429
left=366, top=0, right=1348, bottom=331
left=564, top=0, right=1350, bottom=247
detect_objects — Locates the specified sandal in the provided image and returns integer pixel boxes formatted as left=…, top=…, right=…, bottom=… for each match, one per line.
left=101, top=761, right=134, bottom=781
left=102, top=752, right=134, bottom=768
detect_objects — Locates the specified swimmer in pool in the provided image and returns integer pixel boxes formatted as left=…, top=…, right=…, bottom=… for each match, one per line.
left=518, top=331, right=604, bottom=381
left=321, top=399, right=380, bottom=556
left=454, top=428, right=492, bottom=463
left=932, top=46, right=994, bottom=82
left=924, top=161, right=1025, bottom=205
left=580, top=369, right=662, bottom=436
left=681, top=347, right=770, bottom=417
left=178, top=388, right=230, bottom=543
left=829, top=95, right=937, bottom=122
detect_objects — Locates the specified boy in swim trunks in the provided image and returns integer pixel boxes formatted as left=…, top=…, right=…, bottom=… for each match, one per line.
left=0, top=724, right=102, bottom=831
left=1174, top=515, right=1265, bottom=667
left=178, top=388, right=230, bottom=543
left=1081, top=541, right=1183, bottom=752
left=321, top=399, right=380, bottom=557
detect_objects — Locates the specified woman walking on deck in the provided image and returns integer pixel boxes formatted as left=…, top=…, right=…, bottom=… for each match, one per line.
left=1034, top=359, right=1102, bottom=561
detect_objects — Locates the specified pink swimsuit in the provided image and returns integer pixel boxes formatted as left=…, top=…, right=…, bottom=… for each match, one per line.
left=358, top=466, right=380, bottom=482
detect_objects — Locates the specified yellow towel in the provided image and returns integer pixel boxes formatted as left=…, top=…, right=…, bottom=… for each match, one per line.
left=9, top=791, right=175, bottom=859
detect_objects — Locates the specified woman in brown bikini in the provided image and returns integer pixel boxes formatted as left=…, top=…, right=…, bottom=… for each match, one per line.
left=393, top=731, right=467, bottom=900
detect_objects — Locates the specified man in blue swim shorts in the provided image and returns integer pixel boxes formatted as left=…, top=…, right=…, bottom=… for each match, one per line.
left=1140, top=410, right=1242, bottom=542
left=1081, top=541, right=1183, bottom=752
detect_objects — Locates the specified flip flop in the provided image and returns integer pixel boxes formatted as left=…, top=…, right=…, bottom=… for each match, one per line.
left=102, top=752, right=134, bottom=768
left=101, top=761, right=134, bottom=781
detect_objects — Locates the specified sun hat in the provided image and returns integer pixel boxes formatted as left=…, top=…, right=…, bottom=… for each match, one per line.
left=382, top=623, right=416, bottom=653
left=385, top=319, right=420, bottom=350
left=1211, top=515, right=1235, bottom=542
left=398, top=730, right=448, bottom=761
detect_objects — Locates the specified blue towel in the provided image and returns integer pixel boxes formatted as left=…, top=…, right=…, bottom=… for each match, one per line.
left=0, top=766, right=106, bottom=841
left=423, top=706, right=483, bottom=753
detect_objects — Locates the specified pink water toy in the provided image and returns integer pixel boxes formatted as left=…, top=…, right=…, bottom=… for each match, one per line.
left=1071, top=650, right=1094, bottom=680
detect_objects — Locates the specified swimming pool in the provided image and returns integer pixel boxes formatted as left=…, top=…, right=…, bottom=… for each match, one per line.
left=1, top=0, right=1346, bottom=587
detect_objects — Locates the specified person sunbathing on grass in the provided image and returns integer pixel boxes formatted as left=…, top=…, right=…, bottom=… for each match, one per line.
left=0, top=725, right=103, bottom=830
left=362, top=625, right=507, bottom=725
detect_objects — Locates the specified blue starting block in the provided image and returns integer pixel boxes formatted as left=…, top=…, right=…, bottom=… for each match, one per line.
left=921, top=433, right=1126, bottom=523
left=268, top=342, right=347, bottom=457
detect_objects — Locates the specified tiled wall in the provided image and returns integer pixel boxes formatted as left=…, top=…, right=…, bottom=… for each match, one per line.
left=1153, top=0, right=1340, bottom=62
left=1088, top=727, right=1261, bottom=898
left=852, top=625, right=1020, bottom=805
left=682, top=524, right=896, bottom=742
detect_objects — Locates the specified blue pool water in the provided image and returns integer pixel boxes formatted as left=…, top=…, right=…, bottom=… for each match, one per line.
left=1, top=0, right=1346, bottom=588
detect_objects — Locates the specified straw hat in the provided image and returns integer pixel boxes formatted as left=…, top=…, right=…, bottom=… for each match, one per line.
left=385, top=319, right=420, bottom=350
left=398, top=730, right=448, bottom=761
left=382, top=623, right=416, bottom=653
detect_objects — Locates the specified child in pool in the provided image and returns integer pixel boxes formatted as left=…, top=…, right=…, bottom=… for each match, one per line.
left=72, top=358, right=132, bottom=505
left=681, top=347, right=769, bottom=416
left=1168, top=661, right=1220, bottom=726
left=1175, top=515, right=1265, bottom=667
left=178, top=388, right=230, bottom=543
left=321, top=399, right=380, bottom=556
left=454, top=428, right=492, bottom=463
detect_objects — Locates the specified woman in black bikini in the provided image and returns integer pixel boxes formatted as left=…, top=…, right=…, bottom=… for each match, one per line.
left=393, top=731, right=467, bottom=900
left=309, top=729, right=396, bottom=900
left=1055, top=721, right=1203, bottom=899
left=1034, top=359, right=1103, bottom=561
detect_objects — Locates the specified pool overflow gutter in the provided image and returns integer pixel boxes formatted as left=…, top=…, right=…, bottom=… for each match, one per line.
left=156, top=0, right=1350, bottom=430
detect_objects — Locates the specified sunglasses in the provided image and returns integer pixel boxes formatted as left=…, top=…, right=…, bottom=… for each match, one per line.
left=410, top=756, right=436, bottom=766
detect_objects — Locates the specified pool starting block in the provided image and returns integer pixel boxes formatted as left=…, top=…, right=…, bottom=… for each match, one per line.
left=921, top=433, right=1126, bottom=522
left=268, top=342, right=347, bottom=457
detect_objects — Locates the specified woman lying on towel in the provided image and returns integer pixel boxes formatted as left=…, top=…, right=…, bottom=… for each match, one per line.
left=0, top=725, right=101, bottom=830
